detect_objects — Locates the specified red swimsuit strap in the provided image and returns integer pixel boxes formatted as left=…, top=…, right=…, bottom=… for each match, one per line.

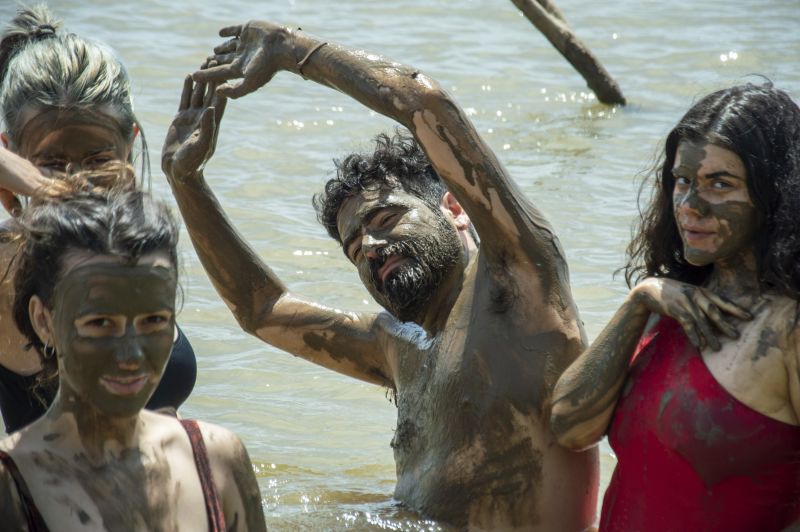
left=0, top=450, right=50, bottom=532
left=180, top=419, right=226, bottom=532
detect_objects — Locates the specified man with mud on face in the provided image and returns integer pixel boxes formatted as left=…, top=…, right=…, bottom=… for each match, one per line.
left=163, top=21, right=599, bottom=530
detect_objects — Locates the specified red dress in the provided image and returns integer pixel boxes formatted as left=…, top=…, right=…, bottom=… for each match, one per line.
left=601, top=317, right=800, bottom=531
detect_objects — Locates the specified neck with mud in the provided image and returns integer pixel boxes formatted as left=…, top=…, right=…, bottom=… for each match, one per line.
left=45, top=387, right=143, bottom=464
left=414, top=244, right=476, bottom=335
left=705, top=249, right=761, bottom=306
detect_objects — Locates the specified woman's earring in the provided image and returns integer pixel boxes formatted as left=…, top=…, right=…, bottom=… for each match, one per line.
left=43, top=341, right=56, bottom=359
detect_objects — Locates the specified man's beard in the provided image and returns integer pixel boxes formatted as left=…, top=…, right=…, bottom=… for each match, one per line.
left=366, top=214, right=462, bottom=322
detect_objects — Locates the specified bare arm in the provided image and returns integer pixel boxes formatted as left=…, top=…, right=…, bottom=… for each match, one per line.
left=550, top=278, right=751, bottom=450
left=162, top=76, right=394, bottom=387
left=195, top=23, right=565, bottom=279
left=200, top=422, right=267, bottom=532
left=0, top=146, right=51, bottom=216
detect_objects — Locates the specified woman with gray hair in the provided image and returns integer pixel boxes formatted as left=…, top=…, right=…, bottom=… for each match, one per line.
left=0, top=4, right=198, bottom=434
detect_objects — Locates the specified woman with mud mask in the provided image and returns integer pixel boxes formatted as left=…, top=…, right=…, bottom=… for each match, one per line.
left=0, top=5, right=197, bottom=433
left=551, top=83, right=800, bottom=530
left=0, top=173, right=267, bottom=531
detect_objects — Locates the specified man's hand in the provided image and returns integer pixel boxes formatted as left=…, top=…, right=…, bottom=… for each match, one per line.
left=192, top=21, right=292, bottom=99
left=632, top=277, right=753, bottom=350
left=0, top=146, right=52, bottom=217
left=161, top=70, right=227, bottom=183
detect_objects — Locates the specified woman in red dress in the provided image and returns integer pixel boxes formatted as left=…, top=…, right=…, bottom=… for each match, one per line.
left=551, top=83, right=800, bottom=531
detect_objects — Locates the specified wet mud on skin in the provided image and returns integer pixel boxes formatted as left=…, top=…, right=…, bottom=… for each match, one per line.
left=551, top=299, right=652, bottom=438
left=13, top=108, right=131, bottom=172
left=31, top=446, right=177, bottom=531
left=50, top=263, right=177, bottom=419
left=229, top=442, right=263, bottom=530
left=168, top=26, right=599, bottom=529
left=672, top=140, right=757, bottom=268
left=388, top=262, right=579, bottom=527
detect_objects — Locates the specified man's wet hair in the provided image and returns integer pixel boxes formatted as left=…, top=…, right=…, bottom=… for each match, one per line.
left=313, top=130, right=447, bottom=243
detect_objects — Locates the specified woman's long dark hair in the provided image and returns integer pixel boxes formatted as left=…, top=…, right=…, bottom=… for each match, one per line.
left=10, top=164, right=178, bottom=398
left=625, top=83, right=800, bottom=299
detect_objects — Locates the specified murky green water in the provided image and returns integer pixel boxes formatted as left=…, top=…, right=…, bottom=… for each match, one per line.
left=3, top=0, right=799, bottom=528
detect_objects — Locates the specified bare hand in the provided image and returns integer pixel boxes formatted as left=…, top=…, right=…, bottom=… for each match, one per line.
left=0, top=146, right=53, bottom=216
left=633, top=277, right=753, bottom=350
left=162, top=69, right=227, bottom=183
left=192, top=21, right=291, bottom=99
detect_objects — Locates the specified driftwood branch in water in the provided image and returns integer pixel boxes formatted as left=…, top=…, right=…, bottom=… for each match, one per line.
left=534, top=0, right=566, bottom=23
left=513, top=0, right=626, bottom=105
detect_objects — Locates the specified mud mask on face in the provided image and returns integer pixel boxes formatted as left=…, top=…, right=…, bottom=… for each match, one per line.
left=360, top=208, right=461, bottom=321
left=14, top=108, right=130, bottom=168
left=50, top=263, right=176, bottom=416
left=673, top=140, right=757, bottom=266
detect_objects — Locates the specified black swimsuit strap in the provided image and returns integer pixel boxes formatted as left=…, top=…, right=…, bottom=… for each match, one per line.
left=0, top=450, right=50, bottom=531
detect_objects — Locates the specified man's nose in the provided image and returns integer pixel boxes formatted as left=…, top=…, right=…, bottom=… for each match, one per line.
left=362, top=233, right=387, bottom=260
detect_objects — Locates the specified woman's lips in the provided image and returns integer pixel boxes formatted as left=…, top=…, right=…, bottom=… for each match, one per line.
left=681, top=226, right=715, bottom=243
left=100, top=374, right=149, bottom=395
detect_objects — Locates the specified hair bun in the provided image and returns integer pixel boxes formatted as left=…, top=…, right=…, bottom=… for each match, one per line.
left=0, top=5, right=62, bottom=85
left=31, top=24, right=56, bottom=39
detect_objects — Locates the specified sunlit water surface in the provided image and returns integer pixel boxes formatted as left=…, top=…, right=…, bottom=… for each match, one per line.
left=2, top=0, right=799, bottom=529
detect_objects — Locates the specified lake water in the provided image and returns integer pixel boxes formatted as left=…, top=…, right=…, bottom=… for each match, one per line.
left=3, top=0, right=799, bottom=529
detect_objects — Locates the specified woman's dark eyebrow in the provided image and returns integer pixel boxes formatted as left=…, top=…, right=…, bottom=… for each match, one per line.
left=704, top=170, right=745, bottom=180
left=32, top=144, right=117, bottom=159
left=86, top=145, right=118, bottom=156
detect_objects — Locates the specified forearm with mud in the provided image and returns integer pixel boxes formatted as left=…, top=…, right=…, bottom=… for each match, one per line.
left=167, top=171, right=285, bottom=333
left=550, top=291, right=651, bottom=450
left=278, top=30, right=560, bottom=259
left=167, top=171, right=392, bottom=384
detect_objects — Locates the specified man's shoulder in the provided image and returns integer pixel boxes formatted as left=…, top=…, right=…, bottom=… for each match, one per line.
left=472, top=248, right=575, bottom=317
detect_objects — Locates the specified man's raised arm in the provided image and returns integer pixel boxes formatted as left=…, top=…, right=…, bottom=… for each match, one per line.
left=161, top=75, right=394, bottom=387
left=195, top=22, right=567, bottom=278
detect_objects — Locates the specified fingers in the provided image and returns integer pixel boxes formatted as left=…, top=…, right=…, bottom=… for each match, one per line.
left=191, top=79, right=206, bottom=108
left=184, top=73, right=225, bottom=111
left=192, top=63, right=240, bottom=83
left=219, top=24, right=242, bottom=38
left=703, top=290, right=753, bottom=321
left=693, top=292, right=739, bottom=340
left=676, top=315, right=703, bottom=350
left=671, top=289, right=720, bottom=351
left=195, top=107, right=216, bottom=149
left=179, top=75, right=193, bottom=111
left=211, top=52, right=237, bottom=65
left=217, top=79, right=252, bottom=99
left=214, top=39, right=238, bottom=54
left=213, top=93, right=228, bottom=123
left=688, top=304, right=721, bottom=351
left=203, top=81, right=218, bottom=107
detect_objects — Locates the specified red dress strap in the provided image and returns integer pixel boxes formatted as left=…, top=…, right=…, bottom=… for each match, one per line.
left=181, top=419, right=226, bottom=532
left=0, top=450, right=50, bottom=531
